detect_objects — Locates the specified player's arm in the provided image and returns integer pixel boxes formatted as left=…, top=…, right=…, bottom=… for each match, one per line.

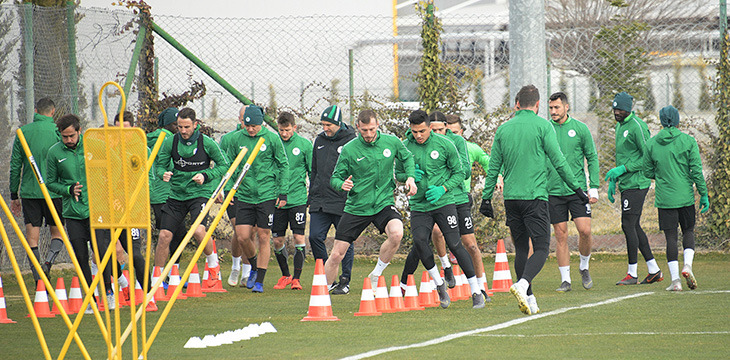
left=304, top=139, right=313, bottom=178
left=469, top=141, right=490, bottom=170
left=273, top=137, right=290, bottom=206
left=156, top=137, right=173, bottom=180
left=394, top=139, right=409, bottom=182
left=623, top=122, right=650, bottom=174
left=45, top=145, right=70, bottom=198
left=442, top=141, right=463, bottom=192
left=330, top=149, right=350, bottom=191
left=582, top=126, right=600, bottom=189
left=482, top=135, right=503, bottom=200
left=395, top=139, right=416, bottom=180
left=688, top=138, right=708, bottom=197
left=641, top=143, right=656, bottom=180
left=9, top=135, right=23, bottom=201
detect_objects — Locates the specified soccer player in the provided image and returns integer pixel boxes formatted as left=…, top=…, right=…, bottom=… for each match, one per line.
left=444, top=114, right=503, bottom=195
left=9, top=98, right=64, bottom=282
left=480, top=85, right=589, bottom=315
left=606, top=92, right=663, bottom=285
left=271, top=112, right=312, bottom=290
left=226, top=105, right=289, bottom=293
left=397, top=110, right=483, bottom=308
left=308, top=105, right=357, bottom=294
left=324, top=109, right=417, bottom=290
left=642, top=106, right=709, bottom=291
left=153, top=108, right=229, bottom=290
left=546, top=92, right=599, bottom=292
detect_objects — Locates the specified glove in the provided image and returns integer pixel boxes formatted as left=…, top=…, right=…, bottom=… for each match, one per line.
left=574, top=188, right=590, bottom=204
left=588, top=188, right=599, bottom=201
left=425, top=185, right=446, bottom=204
left=700, top=194, right=710, bottom=213
left=605, top=165, right=627, bottom=181
left=414, top=164, right=424, bottom=183
left=608, top=179, right=616, bottom=203
left=479, top=199, right=494, bottom=218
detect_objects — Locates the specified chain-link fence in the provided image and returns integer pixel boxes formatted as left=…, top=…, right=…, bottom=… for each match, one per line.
left=0, top=3, right=724, bottom=270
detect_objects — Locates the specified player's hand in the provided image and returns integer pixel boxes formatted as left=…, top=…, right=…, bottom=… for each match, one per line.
left=72, top=182, right=83, bottom=202
left=192, top=173, right=205, bottom=185
left=574, top=188, right=590, bottom=204
left=405, top=177, right=418, bottom=196
left=588, top=188, right=599, bottom=204
left=414, top=164, right=424, bottom=183
left=10, top=199, right=21, bottom=217
left=608, top=179, right=616, bottom=203
left=163, top=171, right=173, bottom=182
left=700, top=194, right=710, bottom=213
left=605, top=165, right=626, bottom=181
left=479, top=199, right=494, bottom=218
left=496, top=175, right=504, bottom=192
left=425, top=185, right=446, bottom=204
left=276, top=194, right=287, bottom=209
left=215, top=192, right=224, bottom=204
left=342, top=175, right=353, bottom=191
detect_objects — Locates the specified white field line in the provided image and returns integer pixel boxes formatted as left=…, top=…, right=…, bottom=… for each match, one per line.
left=473, top=331, right=730, bottom=338
left=340, top=292, right=654, bottom=360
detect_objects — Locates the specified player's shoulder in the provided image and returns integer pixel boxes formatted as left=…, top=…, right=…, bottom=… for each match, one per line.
left=47, top=141, right=63, bottom=156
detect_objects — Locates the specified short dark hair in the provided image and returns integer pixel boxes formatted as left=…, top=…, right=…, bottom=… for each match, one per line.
left=445, top=114, right=461, bottom=125
left=357, top=109, right=377, bottom=124
left=114, top=111, right=135, bottom=126
left=409, top=110, right=429, bottom=125
left=427, top=111, right=446, bottom=124
left=516, top=85, right=539, bottom=108
left=36, top=98, right=55, bottom=115
left=177, top=107, right=196, bottom=121
left=277, top=111, right=296, bottom=127
left=549, top=91, right=568, bottom=104
left=56, top=114, right=81, bottom=132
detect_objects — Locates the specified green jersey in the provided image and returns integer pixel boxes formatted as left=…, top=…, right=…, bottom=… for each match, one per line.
left=331, top=131, right=415, bottom=216
left=615, top=112, right=651, bottom=192
left=546, top=116, right=599, bottom=196
left=147, top=128, right=174, bottom=204
left=441, top=130, right=470, bottom=205
left=46, top=135, right=89, bottom=220
left=218, top=125, right=240, bottom=192
left=281, top=132, right=312, bottom=208
left=465, top=140, right=490, bottom=193
left=10, top=113, right=62, bottom=200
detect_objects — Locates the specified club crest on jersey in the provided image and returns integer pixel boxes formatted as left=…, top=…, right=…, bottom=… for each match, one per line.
left=430, top=150, right=439, bottom=159
left=292, top=147, right=300, bottom=156
left=337, top=146, right=342, bottom=154
left=568, top=129, right=576, bottom=137
left=260, top=144, right=267, bottom=151
left=623, top=130, right=629, bottom=138
left=383, top=149, right=392, bottom=158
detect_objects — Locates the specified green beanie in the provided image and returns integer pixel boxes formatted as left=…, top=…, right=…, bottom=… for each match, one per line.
left=157, top=107, right=178, bottom=127
left=612, top=92, right=633, bottom=112
left=243, top=105, right=264, bottom=126
left=659, top=105, right=680, bottom=128
left=320, top=105, right=342, bottom=126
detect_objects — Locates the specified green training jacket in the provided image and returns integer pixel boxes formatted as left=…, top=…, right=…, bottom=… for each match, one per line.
left=546, top=116, right=599, bottom=196
left=483, top=109, right=580, bottom=201
left=281, top=132, right=312, bottom=208
left=441, top=130, right=470, bottom=205
left=643, top=127, right=707, bottom=209
left=10, top=113, right=62, bottom=200
left=465, top=140, right=489, bottom=193
left=615, top=112, right=651, bottom=192
left=331, top=131, right=415, bottom=216
left=46, top=135, right=88, bottom=220
left=147, top=128, right=173, bottom=204
left=218, top=125, right=240, bottom=193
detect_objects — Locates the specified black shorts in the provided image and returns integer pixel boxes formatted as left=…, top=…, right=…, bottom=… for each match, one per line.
left=454, top=201, right=475, bottom=235
left=224, top=192, right=237, bottom=220
left=236, top=199, right=276, bottom=229
left=272, top=205, right=307, bottom=237
left=22, top=198, right=64, bottom=227
left=412, top=204, right=460, bottom=241
left=621, top=188, right=649, bottom=216
left=505, top=199, right=550, bottom=232
left=658, top=206, right=696, bottom=231
left=334, top=205, right=402, bottom=243
left=548, top=194, right=592, bottom=224
left=159, top=197, right=210, bottom=232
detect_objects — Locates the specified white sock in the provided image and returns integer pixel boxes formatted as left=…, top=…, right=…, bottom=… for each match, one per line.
left=467, top=276, right=480, bottom=295
left=628, top=263, right=638, bottom=278
left=477, top=275, right=486, bottom=291
left=118, top=273, right=129, bottom=289
left=91, top=261, right=98, bottom=275
left=207, top=253, right=219, bottom=269
left=579, top=254, right=591, bottom=270
left=400, top=282, right=407, bottom=292
left=683, top=248, right=695, bottom=267
left=242, top=263, right=252, bottom=277
left=439, top=255, right=451, bottom=269
left=559, top=266, right=571, bottom=283
left=427, top=266, right=444, bottom=286
left=646, top=259, right=660, bottom=274
left=516, top=278, right=529, bottom=291
left=372, top=258, right=389, bottom=276
left=667, top=260, right=680, bottom=281
left=232, top=256, right=241, bottom=271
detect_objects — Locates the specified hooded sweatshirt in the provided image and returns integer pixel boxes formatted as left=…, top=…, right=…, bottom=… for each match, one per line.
left=615, top=112, right=651, bottom=192
left=10, top=113, right=62, bottom=200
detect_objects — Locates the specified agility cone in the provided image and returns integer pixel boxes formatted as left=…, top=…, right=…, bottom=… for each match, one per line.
left=374, top=276, right=396, bottom=313
left=151, top=267, right=169, bottom=301
left=184, top=263, right=206, bottom=298
left=490, top=239, right=513, bottom=292
left=460, top=271, right=471, bottom=299
left=167, top=264, right=187, bottom=300
left=145, top=291, right=158, bottom=312
left=0, top=276, right=16, bottom=323
left=203, top=264, right=227, bottom=293
left=118, top=270, right=130, bottom=307
left=354, top=277, right=381, bottom=316
left=51, top=278, right=70, bottom=315
left=67, top=277, right=82, bottom=314
left=388, top=275, right=407, bottom=312
left=26, top=280, right=54, bottom=318
left=91, top=274, right=106, bottom=312
left=403, top=274, right=424, bottom=311
left=429, top=278, right=440, bottom=307
left=418, top=271, right=436, bottom=308
left=301, top=259, right=339, bottom=321
left=482, top=272, right=494, bottom=297
left=133, top=279, right=146, bottom=305
left=452, top=266, right=468, bottom=300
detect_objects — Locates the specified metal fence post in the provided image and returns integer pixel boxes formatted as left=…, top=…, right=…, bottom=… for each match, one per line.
left=22, top=3, right=34, bottom=124
left=66, top=1, right=79, bottom=115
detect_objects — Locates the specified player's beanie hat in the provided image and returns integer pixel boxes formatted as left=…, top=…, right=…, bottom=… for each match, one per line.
left=158, top=107, right=179, bottom=127
left=321, top=105, right=342, bottom=126
left=612, top=92, right=633, bottom=112
left=659, top=105, right=680, bottom=128
left=243, top=105, right=264, bottom=126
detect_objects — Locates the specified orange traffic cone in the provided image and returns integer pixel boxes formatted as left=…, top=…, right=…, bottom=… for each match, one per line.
left=451, top=266, right=466, bottom=300
left=51, top=278, right=70, bottom=315
left=429, top=278, right=440, bottom=307
left=301, top=259, right=339, bottom=321
left=133, top=280, right=145, bottom=305
left=374, top=276, right=395, bottom=313
left=67, top=277, right=82, bottom=314
left=0, top=275, right=16, bottom=323
left=354, top=277, right=381, bottom=316
left=145, top=290, right=158, bottom=312
left=92, top=275, right=105, bottom=312
left=167, top=264, right=187, bottom=300
left=388, top=275, right=407, bottom=312
left=118, top=270, right=130, bottom=307
left=460, top=271, right=471, bottom=298
left=184, top=263, right=206, bottom=298
left=418, top=271, right=436, bottom=308
left=151, top=267, right=168, bottom=301
left=403, top=274, right=424, bottom=311
left=490, top=239, right=513, bottom=292
left=27, top=280, right=54, bottom=318
left=482, top=272, right=494, bottom=297
left=202, top=262, right=226, bottom=293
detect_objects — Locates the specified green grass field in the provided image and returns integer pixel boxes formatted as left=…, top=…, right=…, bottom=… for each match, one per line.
left=1, top=253, right=728, bottom=359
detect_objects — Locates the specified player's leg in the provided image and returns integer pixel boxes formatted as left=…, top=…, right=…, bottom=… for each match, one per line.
left=271, top=207, right=292, bottom=289
left=327, top=213, right=369, bottom=288
left=455, top=201, right=485, bottom=296
left=618, top=190, right=640, bottom=284
left=410, top=211, right=449, bottom=308
left=335, top=213, right=356, bottom=290
left=21, top=199, right=43, bottom=282
left=631, top=189, right=661, bottom=283
left=42, top=198, right=65, bottom=277
left=549, top=195, right=571, bottom=291
left=325, top=240, right=351, bottom=286
left=399, top=247, right=422, bottom=292
left=679, top=205, right=697, bottom=289
left=435, top=205, right=482, bottom=306
left=505, top=200, right=532, bottom=314
left=659, top=208, right=681, bottom=290
left=367, top=207, right=403, bottom=286
left=574, top=212, right=593, bottom=289
left=308, top=211, right=330, bottom=264
left=431, top=224, right=454, bottom=287
left=66, top=219, right=93, bottom=288
left=287, top=206, right=306, bottom=290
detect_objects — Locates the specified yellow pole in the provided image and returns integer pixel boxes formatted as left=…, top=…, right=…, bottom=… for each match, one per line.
left=392, top=0, right=400, bottom=100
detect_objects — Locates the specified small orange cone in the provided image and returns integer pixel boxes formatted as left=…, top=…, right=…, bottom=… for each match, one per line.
left=490, top=239, right=513, bottom=292
left=301, top=259, right=339, bottom=321
left=118, top=270, right=130, bottom=307
left=145, top=290, right=158, bottom=312
left=51, top=278, right=70, bottom=315
left=0, top=275, right=16, bottom=323
left=184, top=263, right=206, bottom=298
left=388, top=275, right=407, bottom=312
left=67, top=277, right=82, bottom=314
left=27, top=280, right=54, bottom=318
left=460, top=271, right=471, bottom=298
left=403, top=274, right=424, bottom=311
left=418, top=271, right=436, bottom=308
left=167, top=264, right=187, bottom=300
left=92, top=275, right=105, bottom=312
left=354, top=277, right=381, bottom=316
left=151, top=267, right=168, bottom=301
left=133, top=280, right=145, bottom=305
left=429, top=278, right=440, bottom=307
left=202, top=262, right=226, bottom=293
left=374, top=276, right=395, bottom=313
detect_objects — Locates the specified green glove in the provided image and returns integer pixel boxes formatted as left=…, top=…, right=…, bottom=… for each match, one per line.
left=414, top=164, right=424, bottom=183
left=700, top=194, right=710, bottom=213
left=608, top=179, right=616, bottom=203
left=605, top=165, right=627, bottom=181
left=425, top=185, right=446, bottom=204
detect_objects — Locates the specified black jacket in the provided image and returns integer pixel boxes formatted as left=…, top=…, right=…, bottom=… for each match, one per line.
left=308, top=124, right=357, bottom=214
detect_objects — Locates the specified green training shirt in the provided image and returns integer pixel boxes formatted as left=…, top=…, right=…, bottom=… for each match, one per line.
left=281, top=132, right=312, bottom=208
left=46, top=135, right=89, bottom=220
left=546, top=116, right=599, bottom=196
left=147, top=128, right=173, bottom=204
left=615, top=112, right=651, bottom=192
left=10, top=113, right=62, bottom=199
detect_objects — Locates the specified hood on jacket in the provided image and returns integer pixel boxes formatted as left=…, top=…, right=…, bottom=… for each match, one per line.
left=656, top=127, right=681, bottom=146
left=318, top=122, right=353, bottom=141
